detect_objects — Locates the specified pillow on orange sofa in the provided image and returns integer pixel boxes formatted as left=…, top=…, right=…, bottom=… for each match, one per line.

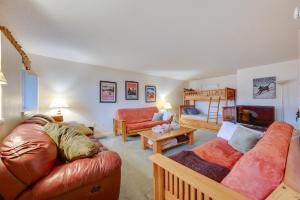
left=152, top=112, right=163, bottom=121
left=222, top=122, right=293, bottom=200
left=217, top=121, right=237, bottom=141
left=228, top=126, right=263, bottom=153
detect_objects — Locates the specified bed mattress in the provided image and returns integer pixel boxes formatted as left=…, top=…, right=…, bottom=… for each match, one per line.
left=181, top=114, right=223, bottom=122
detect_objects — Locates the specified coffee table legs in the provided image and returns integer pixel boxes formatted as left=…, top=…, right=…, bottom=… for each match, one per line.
left=153, top=141, right=162, bottom=154
left=140, top=136, right=162, bottom=153
left=187, top=131, right=194, bottom=145
left=141, top=135, right=147, bottom=150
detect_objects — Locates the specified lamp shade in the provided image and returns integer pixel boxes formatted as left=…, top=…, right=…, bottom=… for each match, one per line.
left=0, top=71, right=7, bottom=84
left=50, top=98, right=69, bottom=108
left=164, top=102, right=172, bottom=110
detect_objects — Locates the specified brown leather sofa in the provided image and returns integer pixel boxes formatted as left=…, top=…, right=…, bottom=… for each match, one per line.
left=0, top=122, right=122, bottom=200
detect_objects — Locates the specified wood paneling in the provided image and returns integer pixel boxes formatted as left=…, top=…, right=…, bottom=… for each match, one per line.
left=0, top=26, right=31, bottom=70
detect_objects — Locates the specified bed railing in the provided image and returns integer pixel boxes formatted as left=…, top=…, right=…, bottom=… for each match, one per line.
left=183, top=88, right=236, bottom=103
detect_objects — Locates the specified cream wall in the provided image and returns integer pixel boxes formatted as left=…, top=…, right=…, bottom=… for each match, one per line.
left=0, top=33, right=23, bottom=140
left=30, top=54, right=183, bottom=135
left=188, top=74, right=237, bottom=90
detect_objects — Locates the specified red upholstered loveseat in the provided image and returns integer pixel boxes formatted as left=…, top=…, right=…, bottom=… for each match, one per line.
left=0, top=120, right=122, bottom=200
left=113, top=106, right=172, bottom=142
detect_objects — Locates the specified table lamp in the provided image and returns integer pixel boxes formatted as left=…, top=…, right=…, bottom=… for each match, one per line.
left=164, top=102, right=172, bottom=111
left=0, top=71, right=7, bottom=84
left=50, top=98, right=69, bottom=115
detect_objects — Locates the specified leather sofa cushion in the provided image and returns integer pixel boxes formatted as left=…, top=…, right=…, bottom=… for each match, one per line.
left=116, top=107, right=159, bottom=124
left=126, top=120, right=171, bottom=131
left=0, top=124, right=57, bottom=186
left=192, top=137, right=243, bottom=169
left=222, top=122, right=293, bottom=200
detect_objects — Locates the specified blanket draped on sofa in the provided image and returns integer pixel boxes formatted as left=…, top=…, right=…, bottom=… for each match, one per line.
left=169, top=151, right=230, bottom=182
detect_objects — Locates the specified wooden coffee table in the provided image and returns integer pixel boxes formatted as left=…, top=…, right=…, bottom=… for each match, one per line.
left=139, top=126, right=196, bottom=154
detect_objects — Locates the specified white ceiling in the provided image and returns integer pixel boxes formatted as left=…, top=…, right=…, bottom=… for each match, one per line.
left=0, top=0, right=299, bottom=80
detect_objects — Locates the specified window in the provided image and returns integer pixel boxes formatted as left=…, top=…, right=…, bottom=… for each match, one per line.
left=21, top=70, right=38, bottom=112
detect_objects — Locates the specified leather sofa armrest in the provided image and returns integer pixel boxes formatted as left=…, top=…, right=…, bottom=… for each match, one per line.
left=0, top=158, right=27, bottom=200
left=31, top=151, right=121, bottom=199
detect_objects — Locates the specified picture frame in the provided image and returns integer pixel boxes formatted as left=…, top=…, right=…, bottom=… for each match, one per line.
left=253, top=76, right=276, bottom=99
left=125, top=81, right=139, bottom=100
left=100, top=81, right=117, bottom=103
left=145, top=85, right=156, bottom=103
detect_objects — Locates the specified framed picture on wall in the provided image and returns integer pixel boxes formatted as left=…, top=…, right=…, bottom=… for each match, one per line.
left=100, top=81, right=117, bottom=103
left=253, top=76, right=276, bottom=99
left=145, top=85, right=156, bottom=103
left=125, top=81, right=139, bottom=100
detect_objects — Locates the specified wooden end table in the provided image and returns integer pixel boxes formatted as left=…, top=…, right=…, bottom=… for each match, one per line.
left=51, top=115, right=64, bottom=122
left=139, top=126, right=196, bottom=154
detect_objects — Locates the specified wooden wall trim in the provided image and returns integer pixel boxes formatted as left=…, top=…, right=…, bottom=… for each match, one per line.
left=0, top=25, right=31, bottom=70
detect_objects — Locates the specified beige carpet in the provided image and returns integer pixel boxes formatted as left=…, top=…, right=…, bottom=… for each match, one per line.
left=99, top=129, right=216, bottom=200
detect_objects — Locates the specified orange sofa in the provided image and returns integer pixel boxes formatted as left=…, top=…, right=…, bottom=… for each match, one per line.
left=150, top=121, right=298, bottom=200
left=113, top=106, right=172, bottom=142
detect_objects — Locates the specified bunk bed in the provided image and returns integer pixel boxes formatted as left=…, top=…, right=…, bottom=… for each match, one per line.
left=179, top=88, right=236, bottom=131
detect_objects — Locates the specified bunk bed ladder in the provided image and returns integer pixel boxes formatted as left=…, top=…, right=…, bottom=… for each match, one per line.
left=207, top=96, right=221, bottom=124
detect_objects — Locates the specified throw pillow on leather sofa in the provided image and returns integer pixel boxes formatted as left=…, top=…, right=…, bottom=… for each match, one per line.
left=44, top=123, right=99, bottom=161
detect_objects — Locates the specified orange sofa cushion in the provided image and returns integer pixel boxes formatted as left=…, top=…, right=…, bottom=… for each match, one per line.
left=192, top=138, right=243, bottom=169
left=116, top=107, right=159, bottom=124
left=127, top=120, right=171, bottom=131
left=222, top=122, right=293, bottom=200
